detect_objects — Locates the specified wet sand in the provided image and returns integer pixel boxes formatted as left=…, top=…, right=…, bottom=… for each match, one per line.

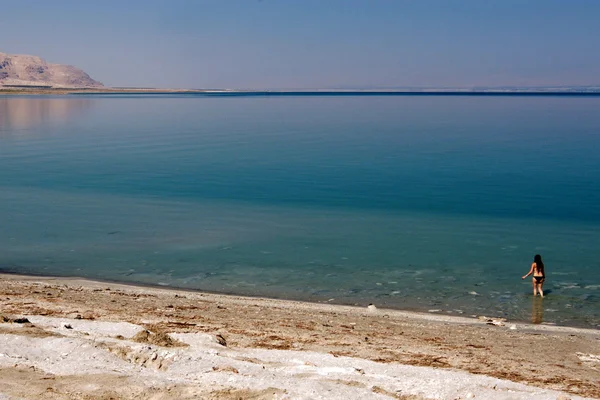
left=0, top=273, right=598, bottom=399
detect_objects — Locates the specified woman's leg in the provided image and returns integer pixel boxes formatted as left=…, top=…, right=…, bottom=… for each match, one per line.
left=538, top=280, right=544, bottom=298
left=532, top=278, right=537, bottom=296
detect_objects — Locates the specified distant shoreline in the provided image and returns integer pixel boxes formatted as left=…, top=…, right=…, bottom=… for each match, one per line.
left=2, top=87, right=600, bottom=96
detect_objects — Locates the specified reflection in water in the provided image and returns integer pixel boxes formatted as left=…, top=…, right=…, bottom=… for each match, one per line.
left=532, top=297, right=544, bottom=324
left=0, top=97, right=92, bottom=132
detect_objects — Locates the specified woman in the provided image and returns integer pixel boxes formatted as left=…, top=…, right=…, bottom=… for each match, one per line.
left=522, top=254, right=545, bottom=297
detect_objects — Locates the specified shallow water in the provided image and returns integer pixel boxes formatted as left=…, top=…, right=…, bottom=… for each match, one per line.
left=1, top=94, right=599, bottom=328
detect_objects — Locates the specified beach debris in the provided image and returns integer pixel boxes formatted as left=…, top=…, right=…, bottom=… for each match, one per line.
left=465, top=392, right=475, bottom=399
left=11, top=318, right=31, bottom=324
left=64, top=324, right=73, bottom=329
left=74, top=312, right=95, bottom=320
left=477, top=316, right=507, bottom=327
left=215, top=333, right=227, bottom=347
left=367, top=304, right=377, bottom=312
left=509, top=324, right=517, bottom=330
left=132, top=329, right=185, bottom=347
left=354, top=367, right=365, bottom=375
left=101, top=343, right=170, bottom=370
left=468, top=291, right=479, bottom=296
left=576, top=352, right=600, bottom=369
left=132, top=330, right=153, bottom=343
left=212, top=365, right=239, bottom=374
left=428, top=309, right=441, bottom=313
left=371, top=386, right=403, bottom=399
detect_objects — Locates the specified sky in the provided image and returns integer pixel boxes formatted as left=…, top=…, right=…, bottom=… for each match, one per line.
left=1, top=0, right=599, bottom=89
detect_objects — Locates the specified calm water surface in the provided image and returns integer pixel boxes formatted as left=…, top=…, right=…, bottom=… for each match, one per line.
left=1, top=94, right=599, bottom=328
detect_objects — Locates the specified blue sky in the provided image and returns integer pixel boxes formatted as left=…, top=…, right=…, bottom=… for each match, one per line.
left=1, top=0, right=599, bottom=88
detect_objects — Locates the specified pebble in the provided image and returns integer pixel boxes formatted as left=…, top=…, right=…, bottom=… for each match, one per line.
left=215, top=334, right=227, bottom=347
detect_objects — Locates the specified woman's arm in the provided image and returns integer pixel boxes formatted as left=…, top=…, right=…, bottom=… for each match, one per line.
left=522, top=263, right=535, bottom=280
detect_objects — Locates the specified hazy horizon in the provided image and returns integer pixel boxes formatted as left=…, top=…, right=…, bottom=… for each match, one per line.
left=2, top=0, right=600, bottom=89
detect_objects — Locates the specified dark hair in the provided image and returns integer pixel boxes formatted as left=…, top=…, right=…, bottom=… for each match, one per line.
left=534, top=254, right=544, bottom=274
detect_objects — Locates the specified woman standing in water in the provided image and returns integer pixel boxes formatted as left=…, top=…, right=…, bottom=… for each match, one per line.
left=522, top=254, right=545, bottom=297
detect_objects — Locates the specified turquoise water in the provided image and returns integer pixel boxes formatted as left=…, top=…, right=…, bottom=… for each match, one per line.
left=1, top=94, right=599, bottom=328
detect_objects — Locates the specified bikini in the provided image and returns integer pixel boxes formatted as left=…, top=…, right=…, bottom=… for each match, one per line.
left=533, top=262, right=544, bottom=282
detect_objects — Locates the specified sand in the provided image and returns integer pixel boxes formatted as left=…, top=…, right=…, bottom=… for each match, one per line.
left=0, top=274, right=598, bottom=399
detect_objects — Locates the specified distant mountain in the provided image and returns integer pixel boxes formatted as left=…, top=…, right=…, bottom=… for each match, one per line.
left=0, top=52, right=103, bottom=88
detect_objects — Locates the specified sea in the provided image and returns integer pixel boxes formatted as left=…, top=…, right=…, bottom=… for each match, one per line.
left=1, top=93, right=599, bottom=329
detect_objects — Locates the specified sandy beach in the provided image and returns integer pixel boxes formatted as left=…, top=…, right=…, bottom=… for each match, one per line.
left=0, top=273, right=598, bottom=399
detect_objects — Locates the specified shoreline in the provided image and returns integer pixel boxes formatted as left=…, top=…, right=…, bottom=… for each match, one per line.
left=2, top=87, right=600, bottom=96
left=1, top=273, right=599, bottom=398
left=0, top=271, right=589, bottom=332
left=0, top=269, right=595, bottom=333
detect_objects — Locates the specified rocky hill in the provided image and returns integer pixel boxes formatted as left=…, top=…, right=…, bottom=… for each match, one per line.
left=0, top=52, right=103, bottom=88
